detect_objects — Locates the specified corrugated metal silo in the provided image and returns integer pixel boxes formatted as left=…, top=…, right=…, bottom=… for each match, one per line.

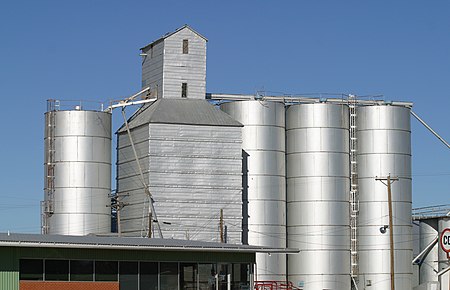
left=286, top=103, right=351, bottom=290
left=356, top=105, right=412, bottom=290
left=220, top=100, right=286, bottom=281
left=43, top=102, right=112, bottom=235
left=419, top=219, right=439, bottom=284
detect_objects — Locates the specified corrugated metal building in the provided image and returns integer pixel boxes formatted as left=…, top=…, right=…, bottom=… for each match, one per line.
left=0, top=233, right=255, bottom=290
left=140, top=25, right=207, bottom=99
left=116, top=26, right=244, bottom=243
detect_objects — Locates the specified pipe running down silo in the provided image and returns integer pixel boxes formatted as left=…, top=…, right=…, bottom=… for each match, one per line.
left=286, top=103, right=351, bottom=290
left=220, top=100, right=287, bottom=281
left=356, top=105, right=413, bottom=290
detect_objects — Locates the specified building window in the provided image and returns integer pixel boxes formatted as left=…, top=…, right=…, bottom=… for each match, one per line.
left=70, top=260, right=93, bottom=281
left=120, top=261, right=139, bottom=290
left=180, top=263, right=197, bottom=290
left=95, top=261, right=118, bottom=281
left=160, top=263, right=178, bottom=290
left=182, top=83, right=188, bottom=98
left=140, top=262, right=158, bottom=290
left=45, top=260, right=69, bottom=281
left=20, top=259, right=43, bottom=281
left=183, top=39, right=189, bottom=54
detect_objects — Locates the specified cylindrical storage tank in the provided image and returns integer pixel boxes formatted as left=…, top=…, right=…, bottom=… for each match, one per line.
left=286, top=103, right=350, bottom=290
left=44, top=107, right=112, bottom=235
left=438, top=217, right=450, bottom=289
left=220, top=100, right=286, bottom=281
left=419, top=218, right=439, bottom=284
left=356, top=105, right=412, bottom=290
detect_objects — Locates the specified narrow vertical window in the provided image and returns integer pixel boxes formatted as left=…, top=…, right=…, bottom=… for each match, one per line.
left=182, top=83, right=188, bottom=98
left=182, top=39, right=189, bottom=54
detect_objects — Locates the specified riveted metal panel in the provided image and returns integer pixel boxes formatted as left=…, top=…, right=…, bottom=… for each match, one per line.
left=286, top=103, right=350, bottom=290
left=220, top=101, right=286, bottom=281
left=356, top=105, right=412, bottom=290
left=44, top=110, right=112, bottom=235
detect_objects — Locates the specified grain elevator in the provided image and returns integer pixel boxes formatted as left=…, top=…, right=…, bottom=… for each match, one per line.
left=116, top=26, right=244, bottom=242
left=41, top=25, right=431, bottom=290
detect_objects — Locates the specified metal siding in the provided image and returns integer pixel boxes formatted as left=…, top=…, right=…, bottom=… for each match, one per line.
left=286, top=103, right=351, bottom=290
left=220, top=101, right=286, bottom=281
left=0, top=245, right=253, bottom=290
left=356, top=105, right=412, bottom=290
left=438, top=218, right=450, bottom=290
left=10, top=247, right=254, bottom=264
left=162, top=28, right=206, bottom=99
left=0, top=248, right=19, bottom=290
left=45, top=110, right=112, bottom=235
left=141, top=40, right=164, bottom=97
left=418, top=219, right=439, bottom=284
left=119, top=123, right=243, bottom=243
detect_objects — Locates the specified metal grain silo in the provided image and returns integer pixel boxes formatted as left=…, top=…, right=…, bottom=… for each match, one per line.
left=438, top=217, right=450, bottom=289
left=220, top=100, right=286, bottom=281
left=286, top=103, right=351, bottom=290
left=419, top=218, right=439, bottom=285
left=356, top=105, right=412, bottom=290
left=43, top=101, right=112, bottom=235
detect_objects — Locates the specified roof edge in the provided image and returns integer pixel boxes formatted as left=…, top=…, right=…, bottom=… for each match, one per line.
left=140, top=25, right=208, bottom=51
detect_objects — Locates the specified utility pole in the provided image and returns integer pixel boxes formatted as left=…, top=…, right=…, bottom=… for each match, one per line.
left=109, top=193, right=129, bottom=237
left=220, top=209, right=224, bottom=243
left=375, top=174, right=399, bottom=290
left=148, top=210, right=152, bottom=238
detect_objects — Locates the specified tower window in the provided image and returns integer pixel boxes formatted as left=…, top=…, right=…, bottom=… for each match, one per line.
left=181, top=83, right=188, bottom=98
left=182, top=39, right=189, bottom=54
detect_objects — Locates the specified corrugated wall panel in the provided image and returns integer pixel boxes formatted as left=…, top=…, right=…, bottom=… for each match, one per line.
left=162, top=28, right=206, bottom=99
left=141, top=41, right=164, bottom=97
left=0, top=248, right=19, bottom=290
left=118, top=123, right=243, bottom=243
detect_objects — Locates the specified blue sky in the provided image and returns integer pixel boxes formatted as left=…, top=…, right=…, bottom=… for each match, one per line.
left=0, top=0, right=448, bottom=233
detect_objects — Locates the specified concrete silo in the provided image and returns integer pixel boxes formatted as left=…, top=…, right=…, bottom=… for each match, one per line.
left=42, top=100, right=112, bottom=235
left=220, top=100, right=286, bottom=281
left=286, top=103, right=351, bottom=290
left=356, top=105, right=412, bottom=290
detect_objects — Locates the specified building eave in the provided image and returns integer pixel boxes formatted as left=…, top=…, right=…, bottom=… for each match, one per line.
left=140, top=25, right=208, bottom=51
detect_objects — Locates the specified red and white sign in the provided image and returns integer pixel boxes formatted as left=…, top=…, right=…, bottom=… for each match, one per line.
left=440, top=228, right=450, bottom=259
